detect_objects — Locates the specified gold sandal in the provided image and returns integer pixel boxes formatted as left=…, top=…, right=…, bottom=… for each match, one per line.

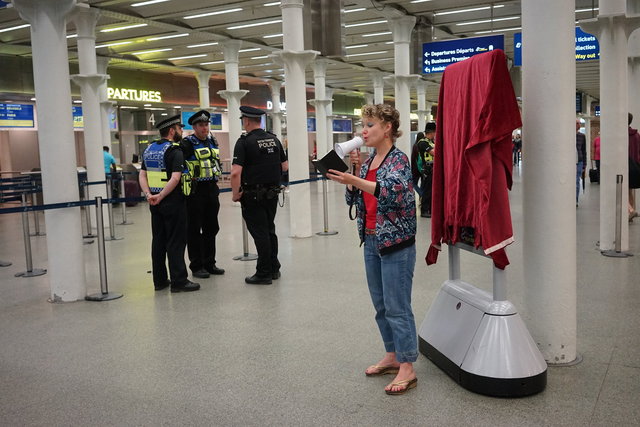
left=365, top=365, right=400, bottom=377
left=385, top=378, right=418, bottom=395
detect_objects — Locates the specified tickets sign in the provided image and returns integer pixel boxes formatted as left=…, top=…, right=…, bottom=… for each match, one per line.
left=513, top=27, right=599, bottom=66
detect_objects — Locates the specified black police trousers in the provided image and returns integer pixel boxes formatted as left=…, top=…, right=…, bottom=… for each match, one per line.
left=241, top=194, right=280, bottom=278
left=420, top=169, right=433, bottom=217
left=186, top=181, right=220, bottom=272
left=150, top=197, right=188, bottom=286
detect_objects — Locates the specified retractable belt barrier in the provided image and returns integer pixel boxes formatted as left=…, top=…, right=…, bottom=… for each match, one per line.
left=0, top=175, right=331, bottom=283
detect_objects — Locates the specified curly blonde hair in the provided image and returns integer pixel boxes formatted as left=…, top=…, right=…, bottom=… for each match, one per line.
left=361, top=104, right=403, bottom=140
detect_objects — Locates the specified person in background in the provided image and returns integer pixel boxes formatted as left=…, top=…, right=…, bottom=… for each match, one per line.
left=410, top=132, right=424, bottom=196
left=592, top=132, right=600, bottom=176
left=628, top=113, right=640, bottom=221
left=576, top=119, right=587, bottom=206
left=327, top=104, right=418, bottom=396
left=103, top=145, right=116, bottom=175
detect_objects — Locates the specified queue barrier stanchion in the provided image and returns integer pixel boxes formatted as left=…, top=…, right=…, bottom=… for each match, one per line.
left=316, top=177, right=338, bottom=236
left=29, top=178, right=45, bottom=236
left=82, top=182, right=94, bottom=239
left=602, top=174, right=633, bottom=258
left=86, top=196, right=123, bottom=301
left=105, top=175, right=123, bottom=241
left=233, top=219, right=258, bottom=261
left=14, top=192, right=47, bottom=278
left=118, top=171, right=133, bottom=225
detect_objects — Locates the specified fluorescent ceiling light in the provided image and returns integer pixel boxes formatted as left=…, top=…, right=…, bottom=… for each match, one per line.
left=161, top=113, right=168, bottom=116
left=576, top=7, right=599, bottom=13
left=132, top=0, right=170, bottom=6
left=475, top=26, right=521, bottom=34
left=168, top=54, right=207, bottom=61
left=120, top=106, right=138, bottom=109
left=30, top=97, right=36, bottom=101
left=173, top=106, right=182, bottom=108
left=263, top=33, right=283, bottom=39
left=346, top=44, right=368, bottom=49
left=360, top=57, right=393, bottom=62
left=66, top=34, right=78, bottom=39
left=200, top=60, right=225, bottom=65
left=362, top=31, right=391, bottom=37
left=251, top=55, right=270, bottom=59
left=456, top=16, right=519, bottom=26
left=228, top=19, right=281, bottom=30
left=184, top=8, right=242, bottom=19
left=264, top=1, right=281, bottom=6
left=0, top=24, right=30, bottom=33
left=187, top=42, right=219, bottom=48
left=435, top=5, right=504, bottom=16
left=147, top=33, right=189, bottom=41
left=73, top=100, right=82, bottom=104
left=101, top=23, right=148, bottom=33
left=410, top=0, right=433, bottom=3
left=96, top=41, right=132, bottom=48
left=144, top=104, right=152, bottom=107
left=345, top=7, right=366, bottom=13
left=346, top=20, right=386, bottom=28
left=346, top=50, right=388, bottom=57
left=147, top=107, right=166, bottom=111
left=239, top=48, right=260, bottom=53
left=132, top=48, right=172, bottom=55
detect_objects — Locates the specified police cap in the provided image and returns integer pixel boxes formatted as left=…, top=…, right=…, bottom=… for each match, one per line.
left=188, top=110, right=211, bottom=126
left=240, top=106, right=266, bottom=119
left=424, top=122, right=436, bottom=133
left=155, top=114, right=184, bottom=131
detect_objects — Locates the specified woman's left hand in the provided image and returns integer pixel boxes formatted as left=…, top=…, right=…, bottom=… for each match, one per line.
left=327, top=169, right=353, bottom=186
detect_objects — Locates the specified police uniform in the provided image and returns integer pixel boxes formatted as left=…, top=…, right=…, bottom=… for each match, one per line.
left=141, top=115, right=199, bottom=293
left=181, top=110, right=224, bottom=278
left=233, top=106, right=287, bottom=284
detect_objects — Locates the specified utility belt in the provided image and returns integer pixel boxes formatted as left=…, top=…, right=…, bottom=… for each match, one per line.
left=242, top=184, right=282, bottom=201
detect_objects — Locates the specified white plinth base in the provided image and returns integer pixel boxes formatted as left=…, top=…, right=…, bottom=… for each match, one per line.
left=418, top=280, right=547, bottom=397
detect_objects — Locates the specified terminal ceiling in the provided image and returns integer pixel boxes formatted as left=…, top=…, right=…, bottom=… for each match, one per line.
left=0, top=0, right=601, bottom=106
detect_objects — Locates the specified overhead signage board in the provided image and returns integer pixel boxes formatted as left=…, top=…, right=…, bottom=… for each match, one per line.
left=333, top=119, right=352, bottom=133
left=513, top=27, right=599, bottom=66
left=0, top=103, right=35, bottom=128
left=72, top=106, right=83, bottom=128
left=181, top=112, right=223, bottom=131
left=422, top=35, right=504, bottom=74
left=0, top=1, right=9, bottom=8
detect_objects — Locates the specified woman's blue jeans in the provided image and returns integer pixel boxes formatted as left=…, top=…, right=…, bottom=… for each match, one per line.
left=363, top=235, right=418, bottom=363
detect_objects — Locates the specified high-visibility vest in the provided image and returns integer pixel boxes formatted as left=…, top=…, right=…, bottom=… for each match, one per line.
left=143, top=140, right=192, bottom=195
left=183, top=135, right=222, bottom=182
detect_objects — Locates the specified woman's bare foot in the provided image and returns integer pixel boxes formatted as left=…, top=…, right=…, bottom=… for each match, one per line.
left=385, top=362, right=417, bottom=394
left=365, top=353, right=400, bottom=376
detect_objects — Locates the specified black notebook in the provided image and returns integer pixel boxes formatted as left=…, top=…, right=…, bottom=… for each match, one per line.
left=313, top=150, right=349, bottom=178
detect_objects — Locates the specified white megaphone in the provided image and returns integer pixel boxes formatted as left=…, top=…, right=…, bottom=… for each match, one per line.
left=334, top=136, right=364, bottom=157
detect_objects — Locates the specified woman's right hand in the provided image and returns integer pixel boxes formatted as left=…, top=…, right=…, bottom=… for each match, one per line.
left=349, top=150, right=361, bottom=172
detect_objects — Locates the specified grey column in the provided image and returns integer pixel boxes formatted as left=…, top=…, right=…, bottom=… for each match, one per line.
left=522, top=0, right=577, bottom=363
left=13, top=0, right=87, bottom=302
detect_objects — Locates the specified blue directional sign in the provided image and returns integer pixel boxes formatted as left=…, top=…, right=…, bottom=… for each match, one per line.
left=181, top=112, right=223, bottom=131
left=513, top=27, right=599, bottom=66
left=72, top=106, right=83, bottom=128
left=333, top=119, right=352, bottom=133
left=0, top=1, right=9, bottom=9
left=307, top=117, right=316, bottom=132
left=0, top=103, right=35, bottom=128
left=422, top=35, right=505, bottom=74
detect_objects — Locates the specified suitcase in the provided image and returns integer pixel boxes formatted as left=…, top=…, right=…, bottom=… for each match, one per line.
left=588, top=168, right=599, bottom=183
left=124, top=180, right=140, bottom=207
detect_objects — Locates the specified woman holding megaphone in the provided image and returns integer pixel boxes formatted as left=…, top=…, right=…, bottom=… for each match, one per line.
left=327, top=104, right=418, bottom=396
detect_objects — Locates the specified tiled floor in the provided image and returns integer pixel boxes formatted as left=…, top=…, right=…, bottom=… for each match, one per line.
left=0, top=169, right=638, bottom=426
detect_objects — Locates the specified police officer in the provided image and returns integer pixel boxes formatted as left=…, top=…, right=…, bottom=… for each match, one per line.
left=139, top=115, right=200, bottom=293
left=230, top=106, right=288, bottom=285
left=181, top=110, right=225, bottom=279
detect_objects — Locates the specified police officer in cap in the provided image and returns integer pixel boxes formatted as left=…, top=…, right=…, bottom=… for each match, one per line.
left=181, top=110, right=225, bottom=279
left=139, top=115, right=200, bottom=293
left=231, top=106, right=288, bottom=285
